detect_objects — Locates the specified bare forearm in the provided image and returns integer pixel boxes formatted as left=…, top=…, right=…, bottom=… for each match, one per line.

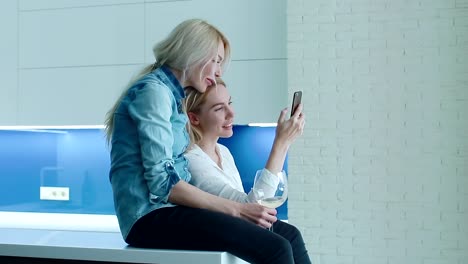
left=265, top=138, right=289, bottom=173
left=265, top=107, right=303, bottom=173
left=170, top=181, right=278, bottom=228
left=168, top=180, right=240, bottom=217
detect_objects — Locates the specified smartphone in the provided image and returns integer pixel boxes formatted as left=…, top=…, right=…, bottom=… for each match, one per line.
left=290, top=91, right=302, bottom=117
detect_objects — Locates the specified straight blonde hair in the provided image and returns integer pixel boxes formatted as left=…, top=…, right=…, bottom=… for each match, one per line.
left=104, top=19, right=230, bottom=145
left=184, top=77, right=226, bottom=144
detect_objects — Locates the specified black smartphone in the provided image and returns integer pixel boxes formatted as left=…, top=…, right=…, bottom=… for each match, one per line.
left=291, top=91, right=302, bottom=117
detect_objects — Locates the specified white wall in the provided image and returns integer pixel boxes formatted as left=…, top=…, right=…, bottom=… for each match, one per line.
left=0, top=0, right=287, bottom=125
left=287, top=0, right=468, bottom=263
left=0, top=1, right=18, bottom=125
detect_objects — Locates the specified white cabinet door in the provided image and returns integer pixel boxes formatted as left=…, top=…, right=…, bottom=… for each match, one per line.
left=0, top=1, right=18, bottom=125
left=13, top=0, right=286, bottom=125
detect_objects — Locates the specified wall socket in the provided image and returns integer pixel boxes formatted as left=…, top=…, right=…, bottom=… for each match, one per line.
left=40, top=186, right=70, bottom=201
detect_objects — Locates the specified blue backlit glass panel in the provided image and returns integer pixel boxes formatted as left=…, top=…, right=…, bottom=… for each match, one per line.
left=0, top=125, right=287, bottom=219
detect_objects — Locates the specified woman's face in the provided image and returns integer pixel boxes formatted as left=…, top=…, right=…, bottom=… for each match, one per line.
left=187, top=40, right=225, bottom=93
left=190, top=84, right=234, bottom=140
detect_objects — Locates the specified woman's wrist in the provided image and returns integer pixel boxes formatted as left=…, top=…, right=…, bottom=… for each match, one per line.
left=272, top=138, right=289, bottom=154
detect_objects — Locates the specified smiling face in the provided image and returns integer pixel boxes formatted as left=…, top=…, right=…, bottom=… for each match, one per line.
left=187, top=83, right=234, bottom=142
left=186, top=40, right=225, bottom=93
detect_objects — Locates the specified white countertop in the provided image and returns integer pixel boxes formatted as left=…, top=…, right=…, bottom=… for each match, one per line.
left=0, top=228, right=248, bottom=264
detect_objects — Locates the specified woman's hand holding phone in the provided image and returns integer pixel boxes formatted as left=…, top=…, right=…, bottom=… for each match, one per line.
left=264, top=91, right=306, bottom=174
left=273, top=91, right=305, bottom=147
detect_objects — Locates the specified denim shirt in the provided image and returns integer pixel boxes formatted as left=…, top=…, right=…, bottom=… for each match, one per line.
left=109, top=65, right=191, bottom=240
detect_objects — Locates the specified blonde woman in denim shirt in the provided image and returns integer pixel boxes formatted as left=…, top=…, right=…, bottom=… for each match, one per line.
left=104, top=19, right=295, bottom=264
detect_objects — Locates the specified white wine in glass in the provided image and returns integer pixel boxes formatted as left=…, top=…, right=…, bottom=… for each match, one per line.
left=257, top=197, right=287, bottom=209
left=252, top=169, right=288, bottom=231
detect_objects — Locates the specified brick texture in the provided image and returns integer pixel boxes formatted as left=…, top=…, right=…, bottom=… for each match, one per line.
left=287, top=0, right=468, bottom=263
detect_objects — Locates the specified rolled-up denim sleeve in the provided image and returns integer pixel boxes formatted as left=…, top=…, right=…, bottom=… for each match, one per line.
left=127, top=83, right=181, bottom=204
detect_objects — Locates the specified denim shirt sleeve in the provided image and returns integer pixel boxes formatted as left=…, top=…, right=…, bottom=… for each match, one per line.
left=127, top=82, right=182, bottom=204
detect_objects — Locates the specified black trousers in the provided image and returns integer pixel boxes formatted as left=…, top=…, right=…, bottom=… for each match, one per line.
left=126, top=206, right=312, bottom=264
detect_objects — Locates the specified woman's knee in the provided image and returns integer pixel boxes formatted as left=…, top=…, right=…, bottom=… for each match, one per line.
left=268, top=234, right=294, bottom=262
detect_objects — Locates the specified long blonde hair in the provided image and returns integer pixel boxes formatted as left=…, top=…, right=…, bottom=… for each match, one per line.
left=184, top=78, right=226, bottom=144
left=104, top=19, right=230, bottom=145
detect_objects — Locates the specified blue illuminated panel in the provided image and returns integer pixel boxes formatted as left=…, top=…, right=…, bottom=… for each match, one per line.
left=0, top=125, right=287, bottom=219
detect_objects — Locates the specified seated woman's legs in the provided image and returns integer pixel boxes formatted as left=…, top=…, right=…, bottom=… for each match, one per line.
left=273, top=220, right=312, bottom=264
left=127, top=206, right=295, bottom=264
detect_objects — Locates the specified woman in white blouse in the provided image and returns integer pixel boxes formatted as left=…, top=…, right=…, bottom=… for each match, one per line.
left=184, top=78, right=312, bottom=264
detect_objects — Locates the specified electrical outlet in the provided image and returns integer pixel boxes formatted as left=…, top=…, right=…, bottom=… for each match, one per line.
left=40, top=186, right=70, bottom=201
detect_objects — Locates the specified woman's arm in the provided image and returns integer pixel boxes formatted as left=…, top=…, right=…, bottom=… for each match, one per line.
left=128, top=84, right=189, bottom=204
left=248, top=104, right=305, bottom=198
left=265, top=104, right=305, bottom=173
left=169, top=180, right=277, bottom=228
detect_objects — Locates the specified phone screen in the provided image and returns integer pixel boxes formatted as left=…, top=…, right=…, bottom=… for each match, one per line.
left=291, top=91, right=302, bottom=117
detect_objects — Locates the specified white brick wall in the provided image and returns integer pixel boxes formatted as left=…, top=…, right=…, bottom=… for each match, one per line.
left=287, top=0, right=468, bottom=263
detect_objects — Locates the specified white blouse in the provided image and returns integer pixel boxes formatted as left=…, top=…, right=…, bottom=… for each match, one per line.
left=185, top=144, right=278, bottom=203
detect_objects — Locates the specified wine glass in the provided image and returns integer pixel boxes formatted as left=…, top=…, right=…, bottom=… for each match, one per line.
left=252, top=169, right=288, bottom=231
